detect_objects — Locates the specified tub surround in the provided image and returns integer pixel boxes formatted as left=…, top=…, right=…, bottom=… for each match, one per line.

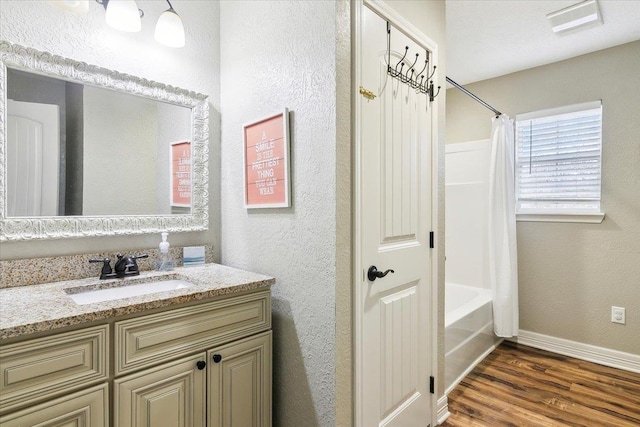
left=0, top=263, right=274, bottom=340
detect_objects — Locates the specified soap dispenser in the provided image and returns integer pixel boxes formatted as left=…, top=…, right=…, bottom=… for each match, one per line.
left=157, top=232, right=174, bottom=271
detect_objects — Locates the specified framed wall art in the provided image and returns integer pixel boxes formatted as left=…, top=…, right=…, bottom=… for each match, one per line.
left=243, top=109, right=291, bottom=208
left=170, top=141, right=191, bottom=207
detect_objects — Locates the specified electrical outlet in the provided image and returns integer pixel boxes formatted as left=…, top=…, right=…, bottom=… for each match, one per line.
left=611, top=306, right=626, bottom=324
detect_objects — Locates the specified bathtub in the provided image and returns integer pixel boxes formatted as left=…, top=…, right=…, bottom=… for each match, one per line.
left=445, top=282, right=502, bottom=394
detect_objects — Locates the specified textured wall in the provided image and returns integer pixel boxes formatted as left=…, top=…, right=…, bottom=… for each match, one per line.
left=219, top=2, right=337, bottom=425
left=446, top=41, right=640, bottom=355
left=0, top=0, right=220, bottom=260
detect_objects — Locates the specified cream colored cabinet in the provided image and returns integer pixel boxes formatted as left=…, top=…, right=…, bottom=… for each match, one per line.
left=0, top=325, right=109, bottom=415
left=113, top=290, right=270, bottom=376
left=0, top=288, right=272, bottom=427
left=113, top=289, right=272, bottom=426
left=114, top=331, right=272, bottom=427
left=208, top=332, right=272, bottom=427
left=114, top=353, right=207, bottom=427
left=0, top=325, right=109, bottom=427
left=0, top=383, right=108, bottom=427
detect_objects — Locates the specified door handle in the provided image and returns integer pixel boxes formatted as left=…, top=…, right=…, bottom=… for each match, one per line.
left=367, top=266, right=395, bottom=281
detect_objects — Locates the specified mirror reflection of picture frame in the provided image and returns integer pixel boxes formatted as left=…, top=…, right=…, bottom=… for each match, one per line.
left=170, top=141, right=191, bottom=208
left=243, top=109, right=291, bottom=209
left=0, top=41, right=210, bottom=241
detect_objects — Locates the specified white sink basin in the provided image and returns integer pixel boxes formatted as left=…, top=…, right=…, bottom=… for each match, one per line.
left=67, top=279, right=194, bottom=305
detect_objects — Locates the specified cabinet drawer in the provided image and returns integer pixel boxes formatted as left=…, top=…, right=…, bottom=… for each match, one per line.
left=0, top=325, right=109, bottom=414
left=115, top=290, right=270, bottom=375
left=0, top=383, right=108, bottom=427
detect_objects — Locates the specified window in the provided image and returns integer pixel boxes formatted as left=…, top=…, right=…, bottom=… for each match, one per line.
left=515, top=100, right=604, bottom=223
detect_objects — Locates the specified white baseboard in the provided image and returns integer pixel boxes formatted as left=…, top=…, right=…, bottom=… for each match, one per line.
left=436, top=395, right=449, bottom=426
left=510, top=330, right=640, bottom=374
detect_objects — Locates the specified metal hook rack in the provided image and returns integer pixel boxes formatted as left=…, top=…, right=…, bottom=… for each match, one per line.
left=386, top=21, right=441, bottom=102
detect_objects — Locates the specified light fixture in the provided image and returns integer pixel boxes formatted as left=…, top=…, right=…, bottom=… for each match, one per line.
left=546, top=0, right=603, bottom=35
left=47, top=0, right=90, bottom=13
left=93, top=0, right=185, bottom=47
left=101, top=0, right=142, bottom=32
left=154, top=0, right=186, bottom=48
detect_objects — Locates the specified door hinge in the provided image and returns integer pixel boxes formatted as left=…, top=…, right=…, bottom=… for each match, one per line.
left=359, top=86, right=376, bottom=100
left=429, top=231, right=434, bottom=249
left=429, top=376, right=435, bottom=394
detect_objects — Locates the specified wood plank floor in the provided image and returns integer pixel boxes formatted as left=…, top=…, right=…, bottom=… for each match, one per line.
left=442, top=341, right=640, bottom=427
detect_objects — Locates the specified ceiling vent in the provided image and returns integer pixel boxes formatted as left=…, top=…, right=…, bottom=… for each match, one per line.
left=546, top=0, right=603, bottom=35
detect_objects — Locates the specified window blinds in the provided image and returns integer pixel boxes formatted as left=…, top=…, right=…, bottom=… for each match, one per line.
left=515, top=101, right=602, bottom=212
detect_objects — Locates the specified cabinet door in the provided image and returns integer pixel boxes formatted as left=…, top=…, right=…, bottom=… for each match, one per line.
left=0, top=383, right=108, bottom=427
left=208, top=332, right=272, bottom=427
left=114, top=353, right=207, bottom=427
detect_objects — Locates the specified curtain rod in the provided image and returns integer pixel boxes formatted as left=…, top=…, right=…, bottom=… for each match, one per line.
left=446, top=76, right=502, bottom=117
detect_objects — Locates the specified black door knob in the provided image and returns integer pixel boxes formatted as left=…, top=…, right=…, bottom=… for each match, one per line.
left=196, top=361, right=206, bottom=370
left=212, top=354, right=222, bottom=363
left=367, top=265, right=395, bottom=281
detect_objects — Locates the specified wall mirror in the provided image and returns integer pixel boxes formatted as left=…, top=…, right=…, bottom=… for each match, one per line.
left=0, top=41, right=209, bottom=241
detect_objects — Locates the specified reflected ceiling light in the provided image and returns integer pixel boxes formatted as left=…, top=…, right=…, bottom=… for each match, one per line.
left=48, top=0, right=90, bottom=13
left=154, top=0, right=186, bottom=48
left=102, top=0, right=142, bottom=33
left=546, top=0, right=603, bottom=35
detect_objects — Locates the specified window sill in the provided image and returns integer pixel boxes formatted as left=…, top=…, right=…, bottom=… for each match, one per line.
left=516, top=213, right=605, bottom=224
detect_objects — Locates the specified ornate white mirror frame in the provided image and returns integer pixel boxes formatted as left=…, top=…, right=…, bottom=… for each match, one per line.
left=0, top=41, right=210, bottom=241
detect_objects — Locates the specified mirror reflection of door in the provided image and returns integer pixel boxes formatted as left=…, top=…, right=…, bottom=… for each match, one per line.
left=7, top=99, right=60, bottom=217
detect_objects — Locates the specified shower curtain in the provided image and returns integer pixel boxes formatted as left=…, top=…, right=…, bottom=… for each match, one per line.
left=488, top=115, right=519, bottom=337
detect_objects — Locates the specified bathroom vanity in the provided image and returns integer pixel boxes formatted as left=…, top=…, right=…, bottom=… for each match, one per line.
left=0, top=39, right=272, bottom=426
left=0, top=263, right=274, bottom=427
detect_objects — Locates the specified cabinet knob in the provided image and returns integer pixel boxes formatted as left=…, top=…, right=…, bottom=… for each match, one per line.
left=196, top=361, right=206, bottom=370
left=212, top=354, right=222, bottom=363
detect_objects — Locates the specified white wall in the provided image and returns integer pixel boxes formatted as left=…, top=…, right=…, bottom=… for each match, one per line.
left=446, top=41, right=640, bottom=355
left=219, top=1, right=338, bottom=425
left=0, top=0, right=220, bottom=259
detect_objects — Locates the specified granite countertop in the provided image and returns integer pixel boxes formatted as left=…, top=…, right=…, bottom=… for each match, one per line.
left=0, top=263, right=274, bottom=340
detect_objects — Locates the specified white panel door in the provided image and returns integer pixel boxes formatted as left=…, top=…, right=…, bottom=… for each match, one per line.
left=357, top=4, right=435, bottom=427
left=7, top=99, right=59, bottom=216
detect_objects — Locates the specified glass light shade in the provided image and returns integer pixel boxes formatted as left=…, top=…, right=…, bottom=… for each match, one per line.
left=105, top=0, right=141, bottom=33
left=154, top=9, right=186, bottom=48
left=48, top=0, right=90, bottom=13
